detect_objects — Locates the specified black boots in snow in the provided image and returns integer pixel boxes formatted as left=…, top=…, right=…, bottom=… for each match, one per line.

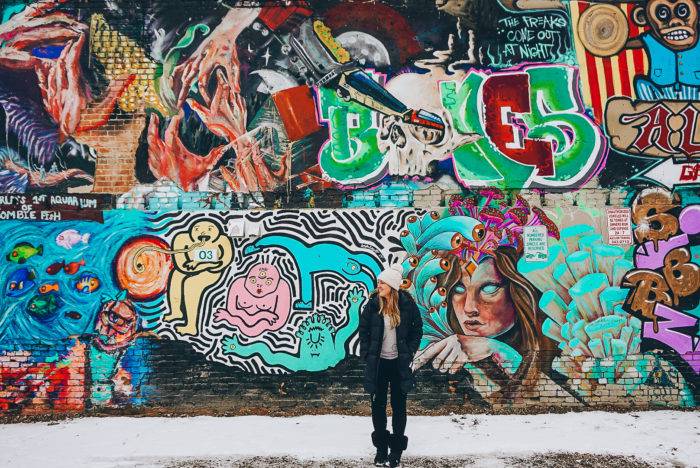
left=388, top=434, right=408, bottom=467
left=371, top=430, right=390, bottom=466
left=372, top=431, right=407, bottom=467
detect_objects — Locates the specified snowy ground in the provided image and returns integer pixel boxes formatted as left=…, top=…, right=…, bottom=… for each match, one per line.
left=0, top=411, right=698, bottom=467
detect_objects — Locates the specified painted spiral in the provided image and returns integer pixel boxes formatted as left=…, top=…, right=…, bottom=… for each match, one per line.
left=115, top=236, right=173, bottom=301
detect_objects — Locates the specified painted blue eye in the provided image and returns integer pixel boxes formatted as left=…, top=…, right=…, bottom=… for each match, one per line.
left=482, top=284, right=500, bottom=295
left=454, top=284, right=466, bottom=294
left=676, top=3, right=690, bottom=19
left=656, top=5, right=671, bottom=21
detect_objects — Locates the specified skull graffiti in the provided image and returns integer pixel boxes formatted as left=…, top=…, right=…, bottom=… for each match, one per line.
left=377, top=68, right=480, bottom=176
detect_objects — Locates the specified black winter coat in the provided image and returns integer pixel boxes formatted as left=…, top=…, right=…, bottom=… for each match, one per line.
left=358, top=290, right=423, bottom=394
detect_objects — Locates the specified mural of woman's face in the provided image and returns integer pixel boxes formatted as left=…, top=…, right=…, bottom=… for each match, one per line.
left=451, top=257, right=516, bottom=338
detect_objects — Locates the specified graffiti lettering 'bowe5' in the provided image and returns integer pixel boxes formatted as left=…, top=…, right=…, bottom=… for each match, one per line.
left=318, top=65, right=605, bottom=189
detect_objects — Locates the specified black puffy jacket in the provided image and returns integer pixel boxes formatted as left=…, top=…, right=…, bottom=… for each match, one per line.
left=358, top=290, right=423, bottom=394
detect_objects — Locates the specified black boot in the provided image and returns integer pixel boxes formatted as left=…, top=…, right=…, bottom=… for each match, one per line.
left=372, top=430, right=390, bottom=466
left=387, top=434, right=408, bottom=467
left=388, top=434, right=408, bottom=467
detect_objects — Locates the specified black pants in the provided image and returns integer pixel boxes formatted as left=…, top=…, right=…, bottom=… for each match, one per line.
left=371, top=358, right=407, bottom=437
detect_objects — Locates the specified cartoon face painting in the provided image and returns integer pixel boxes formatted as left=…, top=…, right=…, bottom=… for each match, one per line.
left=191, top=220, right=222, bottom=244
left=214, top=263, right=292, bottom=337
left=635, top=0, right=699, bottom=50
left=244, top=264, right=281, bottom=297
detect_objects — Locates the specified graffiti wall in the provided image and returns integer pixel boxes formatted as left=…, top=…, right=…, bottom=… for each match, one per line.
left=0, top=0, right=610, bottom=196
left=0, top=0, right=698, bottom=415
left=1, top=192, right=697, bottom=414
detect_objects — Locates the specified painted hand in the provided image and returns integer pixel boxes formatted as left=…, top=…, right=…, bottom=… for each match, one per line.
left=347, top=286, right=366, bottom=306
left=170, top=7, right=258, bottom=108
left=220, top=139, right=291, bottom=193
left=214, top=308, right=235, bottom=324
left=411, top=334, right=496, bottom=374
left=147, top=111, right=229, bottom=191
left=0, top=1, right=83, bottom=52
left=1, top=7, right=132, bottom=140
left=36, top=36, right=134, bottom=139
left=186, top=69, right=246, bottom=143
left=35, top=35, right=85, bottom=140
left=221, top=335, right=239, bottom=354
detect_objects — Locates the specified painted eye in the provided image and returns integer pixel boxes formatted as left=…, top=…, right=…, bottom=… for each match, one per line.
left=451, top=233, right=463, bottom=249
left=676, top=3, right=690, bottom=19
left=266, top=279, right=272, bottom=285
left=440, top=259, right=451, bottom=271
left=408, top=257, right=419, bottom=268
left=482, top=284, right=501, bottom=295
left=472, top=224, right=486, bottom=242
left=656, top=5, right=671, bottom=21
left=401, top=279, right=412, bottom=289
left=250, top=278, right=256, bottom=283
left=454, top=284, right=466, bottom=294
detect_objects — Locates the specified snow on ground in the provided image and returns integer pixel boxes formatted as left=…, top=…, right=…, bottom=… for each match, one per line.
left=0, top=411, right=698, bottom=467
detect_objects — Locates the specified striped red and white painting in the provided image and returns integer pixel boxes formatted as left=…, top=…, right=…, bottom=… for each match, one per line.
left=570, top=1, right=650, bottom=123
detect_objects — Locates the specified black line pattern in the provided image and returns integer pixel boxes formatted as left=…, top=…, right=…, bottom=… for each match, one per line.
left=150, top=209, right=417, bottom=373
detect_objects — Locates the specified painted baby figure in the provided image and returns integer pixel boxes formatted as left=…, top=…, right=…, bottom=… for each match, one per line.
left=215, top=263, right=292, bottom=336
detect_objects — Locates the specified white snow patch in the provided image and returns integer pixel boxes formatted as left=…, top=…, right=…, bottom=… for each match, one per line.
left=0, top=411, right=697, bottom=467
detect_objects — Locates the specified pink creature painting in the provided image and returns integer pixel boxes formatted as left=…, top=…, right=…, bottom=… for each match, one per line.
left=214, top=263, right=292, bottom=336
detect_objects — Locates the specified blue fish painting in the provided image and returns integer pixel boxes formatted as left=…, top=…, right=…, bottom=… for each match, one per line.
left=6, top=268, right=36, bottom=297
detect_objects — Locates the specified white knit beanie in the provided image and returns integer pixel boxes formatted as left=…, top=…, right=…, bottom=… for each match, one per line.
left=377, top=264, right=403, bottom=291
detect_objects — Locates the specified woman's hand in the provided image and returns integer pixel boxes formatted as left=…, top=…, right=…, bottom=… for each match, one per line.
left=170, top=7, right=259, bottom=108
left=411, top=334, right=498, bottom=374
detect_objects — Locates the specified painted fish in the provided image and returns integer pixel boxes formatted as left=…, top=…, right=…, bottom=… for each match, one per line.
left=75, top=273, right=100, bottom=294
left=46, top=261, right=65, bottom=275
left=65, top=311, right=82, bottom=320
left=38, top=283, right=59, bottom=294
left=56, top=229, right=91, bottom=249
left=63, top=259, right=85, bottom=275
left=6, top=268, right=36, bottom=297
left=27, top=293, right=61, bottom=319
left=6, top=243, right=43, bottom=264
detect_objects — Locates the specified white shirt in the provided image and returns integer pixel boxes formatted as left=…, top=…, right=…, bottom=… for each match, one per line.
left=380, top=314, right=398, bottom=359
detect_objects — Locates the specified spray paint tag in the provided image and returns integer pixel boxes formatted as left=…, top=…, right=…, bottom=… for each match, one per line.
left=194, top=248, right=218, bottom=263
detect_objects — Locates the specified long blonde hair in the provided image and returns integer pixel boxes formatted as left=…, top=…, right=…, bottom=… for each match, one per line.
left=378, top=288, right=401, bottom=328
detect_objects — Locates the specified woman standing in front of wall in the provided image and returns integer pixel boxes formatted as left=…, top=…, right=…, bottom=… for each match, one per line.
left=359, top=265, right=423, bottom=467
